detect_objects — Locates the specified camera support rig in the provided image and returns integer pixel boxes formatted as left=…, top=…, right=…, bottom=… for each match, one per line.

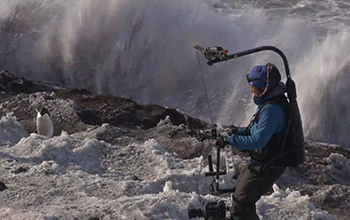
left=194, top=45, right=300, bottom=103
left=187, top=125, right=235, bottom=220
left=202, top=127, right=236, bottom=196
left=189, top=44, right=305, bottom=220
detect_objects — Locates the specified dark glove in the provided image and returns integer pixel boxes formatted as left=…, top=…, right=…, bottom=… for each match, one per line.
left=216, top=136, right=229, bottom=148
left=230, top=125, right=239, bottom=134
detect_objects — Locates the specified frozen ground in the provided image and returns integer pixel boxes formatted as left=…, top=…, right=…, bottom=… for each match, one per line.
left=0, top=74, right=348, bottom=220
left=0, top=112, right=346, bottom=220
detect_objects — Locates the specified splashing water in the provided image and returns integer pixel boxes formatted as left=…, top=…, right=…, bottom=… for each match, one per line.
left=1, top=0, right=350, bottom=146
left=294, top=31, right=350, bottom=146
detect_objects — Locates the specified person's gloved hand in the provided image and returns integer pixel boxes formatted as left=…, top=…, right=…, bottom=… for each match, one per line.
left=216, top=136, right=229, bottom=148
left=230, top=125, right=239, bottom=134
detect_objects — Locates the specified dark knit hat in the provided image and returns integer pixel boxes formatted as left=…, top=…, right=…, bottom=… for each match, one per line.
left=247, top=65, right=267, bottom=89
left=247, top=63, right=282, bottom=98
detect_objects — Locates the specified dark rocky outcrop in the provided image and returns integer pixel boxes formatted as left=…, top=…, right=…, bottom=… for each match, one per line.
left=56, top=88, right=208, bottom=130
left=0, top=70, right=60, bottom=95
left=0, top=70, right=209, bottom=136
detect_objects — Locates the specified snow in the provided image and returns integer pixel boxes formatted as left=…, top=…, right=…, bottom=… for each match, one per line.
left=324, top=153, right=350, bottom=184
left=0, top=114, right=337, bottom=219
left=256, top=185, right=336, bottom=220
left=0, top=113, right=28, bottom=146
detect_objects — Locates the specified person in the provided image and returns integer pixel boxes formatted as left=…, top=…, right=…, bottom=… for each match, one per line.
left=217, top=62, right=288, bottom=220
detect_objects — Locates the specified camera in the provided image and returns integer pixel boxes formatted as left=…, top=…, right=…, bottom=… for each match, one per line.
left=188, top=201, right=227, bottom=220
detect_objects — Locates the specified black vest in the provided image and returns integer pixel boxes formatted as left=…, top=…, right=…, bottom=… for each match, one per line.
left=248, top=95, right=297, bottom=166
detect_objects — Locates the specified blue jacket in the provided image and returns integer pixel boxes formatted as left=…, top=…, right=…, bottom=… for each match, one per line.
left=226, top=83, right=286, bottom=150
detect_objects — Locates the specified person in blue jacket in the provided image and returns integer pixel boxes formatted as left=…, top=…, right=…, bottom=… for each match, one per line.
left=217, top=63, right=287, bottom=220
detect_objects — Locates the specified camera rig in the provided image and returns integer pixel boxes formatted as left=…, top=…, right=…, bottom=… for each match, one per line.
left=187, top=126, right=236, bottom=220
left=194, top=45, right=228, bottom=62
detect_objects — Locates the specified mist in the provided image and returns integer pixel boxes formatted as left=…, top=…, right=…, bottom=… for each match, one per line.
left=0, top=0, right=350, bottom=146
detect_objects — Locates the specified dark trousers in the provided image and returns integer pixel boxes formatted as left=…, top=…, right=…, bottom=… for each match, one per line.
left=230, top=161, right=285, bottom=220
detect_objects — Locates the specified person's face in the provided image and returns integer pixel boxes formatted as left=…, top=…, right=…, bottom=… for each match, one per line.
left=250, top=86, right=263, bottom=97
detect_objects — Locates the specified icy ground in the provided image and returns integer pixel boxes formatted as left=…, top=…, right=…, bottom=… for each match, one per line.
left=0, top=112, right=344, bottom=220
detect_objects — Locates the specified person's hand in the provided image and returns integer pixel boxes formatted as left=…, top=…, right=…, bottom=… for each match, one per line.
left=216, top=136, right=228, bottom=148
left=230, top=125, right=239, bottom=134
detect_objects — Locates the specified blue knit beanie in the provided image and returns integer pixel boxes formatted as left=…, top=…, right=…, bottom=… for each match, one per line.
left=247, top=65, right=267, bottom=89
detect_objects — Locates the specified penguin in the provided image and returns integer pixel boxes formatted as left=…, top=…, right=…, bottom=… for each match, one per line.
left=36, top=107, right=54, bottom=138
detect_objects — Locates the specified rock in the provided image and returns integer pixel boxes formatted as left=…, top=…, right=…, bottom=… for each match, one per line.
left=12, top=166, right=28, bottom=174
left=0, top=71, right=209, bottom=137
left=0, top=182, right=8, bottom=192
left=0, top=70, right=60, bottom=95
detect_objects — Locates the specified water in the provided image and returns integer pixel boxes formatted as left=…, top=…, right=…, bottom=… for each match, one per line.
left=1, top=0, right=350, bottom=146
